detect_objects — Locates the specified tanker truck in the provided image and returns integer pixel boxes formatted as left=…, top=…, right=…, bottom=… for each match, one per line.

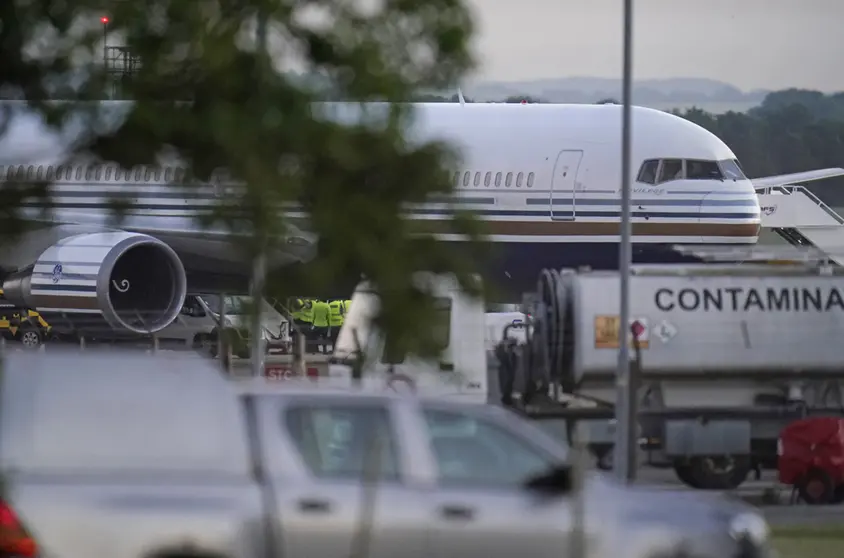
left=328, top=264, right=844, bottom=490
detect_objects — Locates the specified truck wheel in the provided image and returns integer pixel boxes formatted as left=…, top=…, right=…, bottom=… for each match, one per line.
left=798, top=468, right=835, bottom=505
left=208, top=329, right=220, bottom=358
left=689, top=456, right=750, bottom=490
left=831, top=484, right=844, bottom=504
left=17, top=325, right=43, bottom=350
left=593, top=447, right=614, bottom=471
left=673, top=461, right=702, bottom=489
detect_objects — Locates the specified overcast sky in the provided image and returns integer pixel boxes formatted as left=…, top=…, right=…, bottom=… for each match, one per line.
left=466, top=0, right=843, bottom=91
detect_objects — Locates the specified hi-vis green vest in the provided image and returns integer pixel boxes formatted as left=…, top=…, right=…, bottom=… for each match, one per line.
left=300, top=299, right=314, bottom=323
left=328, top=300, right=344, bottom=327
left=291, top=299, right=306, bottom=321
left=343, top=300, right=352, bottom=314
left=312, top=301, right=330, bottom=327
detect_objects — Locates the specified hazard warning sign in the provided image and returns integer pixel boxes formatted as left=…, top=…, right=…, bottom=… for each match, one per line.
left=594, top=315, right=650, bottom=349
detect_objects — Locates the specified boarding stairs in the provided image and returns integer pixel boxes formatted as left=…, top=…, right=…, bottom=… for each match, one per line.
left=756, top=185, right=844, bottom=265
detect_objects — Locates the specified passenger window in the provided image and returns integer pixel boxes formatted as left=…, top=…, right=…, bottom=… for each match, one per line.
left=484, top=172, right=491, bottom=187
left=494, top=172, right=502, bottom=187
left=144, top=167, right=152, bottom=181
left=115, top=168, right=122, bottom=181
left=383, top=297, right=451, bottom=365
left=527, top=172, right=535, bottom=188
left=75, top=166, right=82, bottom=180
left=462, top=171, right=470, bottom=187
left=6, top=167, right=13, bottom=180
left=637, top=159, right=659, bottom=185
left=165, top=167, right=173, bottom=182
left=686, top=159, right=723, bottom=181
left=36, top=166, right=43, bottom=180
left=286, top=405, right=399, bottom=481
left=154, top=167, right=161, bottom=181
left=516, top=172, right=523, bottom=187
left=473, top=172, right=481, bottom=187
left=505, top=172, right=513, bottom=187
left=125, top=167, right=132, bottom=182
left=46, top=166, right=54, bottom=180
left=175, top=168, right=184, bottom=182
left=94, top=166, right=102, bottom=180
left=134, top=167, right=142, bottom=181
left=65, top=167, right=72, bottom=180
left=16, top=166, right=24, bottom=179
left=657, top=159, right=683, bottom=183
left=105, top=167, right=112, bottom=181
left=422, top=408, right=553, bottom=487
left=84, top=166, right=93, bottom=181
left=27, top=165, right=34, bottom=179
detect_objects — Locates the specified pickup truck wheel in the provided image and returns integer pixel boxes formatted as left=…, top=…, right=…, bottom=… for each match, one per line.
left=17, top=326, right=43, bottom=350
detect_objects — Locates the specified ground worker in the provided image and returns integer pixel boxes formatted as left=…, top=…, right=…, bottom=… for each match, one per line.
left=328, top=299, right=344, bottom=347
left=311, top=299, right=331, bottom=353
left=343, top=299, right=352, bottom=315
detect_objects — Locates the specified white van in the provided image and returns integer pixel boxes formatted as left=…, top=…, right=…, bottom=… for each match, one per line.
left=157, top=295, right=291, bottom=356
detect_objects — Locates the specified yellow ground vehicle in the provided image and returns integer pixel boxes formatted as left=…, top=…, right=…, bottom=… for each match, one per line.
left=0, top=289, right=51, bottom=349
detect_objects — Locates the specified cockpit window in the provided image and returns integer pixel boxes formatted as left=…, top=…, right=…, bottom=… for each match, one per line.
left=636, top=159, right=659, bottom=185
left=686, top=160, right=723, bottom=180
left=719, top=159, right=746, bottom=180
left=657, top=159, right=683, bottom=183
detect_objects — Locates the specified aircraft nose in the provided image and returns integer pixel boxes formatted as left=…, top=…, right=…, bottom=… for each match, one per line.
left=701, top=184, right=760, bottom=244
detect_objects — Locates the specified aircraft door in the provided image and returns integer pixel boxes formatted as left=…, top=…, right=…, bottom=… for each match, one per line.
left=550, top=150, right=584, bottom=221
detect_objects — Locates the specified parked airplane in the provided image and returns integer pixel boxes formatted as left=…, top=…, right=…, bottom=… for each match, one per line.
left=0, top=100, right=841, bottom=334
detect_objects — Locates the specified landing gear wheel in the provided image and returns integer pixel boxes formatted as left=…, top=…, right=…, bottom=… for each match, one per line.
left=688, top=456, right=751, bottom=490
left=798, top=468, right=835, bottom=505
left=17, top=326, right=43, bottom=350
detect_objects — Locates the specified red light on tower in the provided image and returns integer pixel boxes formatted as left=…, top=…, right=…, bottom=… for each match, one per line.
left=100, top=16, right=109, bottom=24
left=520, top=100, right=527, bottom=105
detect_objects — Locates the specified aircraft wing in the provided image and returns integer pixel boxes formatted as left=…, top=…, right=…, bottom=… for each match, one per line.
left=752, top=168, right=844, bottom=188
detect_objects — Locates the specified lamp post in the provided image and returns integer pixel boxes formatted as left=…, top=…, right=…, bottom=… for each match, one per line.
left=614, top=0, right=636, bottom=483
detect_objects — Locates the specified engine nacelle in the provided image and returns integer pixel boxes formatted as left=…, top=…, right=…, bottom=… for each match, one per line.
left=2, top=232, right=187, bottom=334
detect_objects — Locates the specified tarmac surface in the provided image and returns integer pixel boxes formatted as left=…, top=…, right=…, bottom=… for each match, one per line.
left=633, top=466, right=844, bottom=527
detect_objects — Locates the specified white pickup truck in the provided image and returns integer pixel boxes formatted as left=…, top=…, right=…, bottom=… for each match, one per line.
left=0, top=349, right=771, bottom=558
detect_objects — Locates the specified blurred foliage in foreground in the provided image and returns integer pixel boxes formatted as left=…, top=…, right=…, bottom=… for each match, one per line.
left=0, top=0, right=484, bottom=360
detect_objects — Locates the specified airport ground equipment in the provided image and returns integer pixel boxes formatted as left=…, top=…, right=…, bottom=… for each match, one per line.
left=0, top=288, right=51, bottom=349
left=778, top=417, right=844, bottom=505
left=331, top=263, right=844, bottom=490
left=758, top=185, right=844, bottom=265
left=0, top=349, right=772, bottom=558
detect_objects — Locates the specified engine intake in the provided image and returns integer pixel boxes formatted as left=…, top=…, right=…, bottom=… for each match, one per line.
left=2, top=232, right=187, bottom=334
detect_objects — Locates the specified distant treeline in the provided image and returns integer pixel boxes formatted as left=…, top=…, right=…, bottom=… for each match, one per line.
left=416, top=89, right=844, bottom=206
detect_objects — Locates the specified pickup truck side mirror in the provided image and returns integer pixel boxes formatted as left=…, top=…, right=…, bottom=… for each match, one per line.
left=523, top=465, right=573, bottom=496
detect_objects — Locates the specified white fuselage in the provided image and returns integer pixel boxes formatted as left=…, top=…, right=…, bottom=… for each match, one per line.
left=1, top=101, right=761, bottom=295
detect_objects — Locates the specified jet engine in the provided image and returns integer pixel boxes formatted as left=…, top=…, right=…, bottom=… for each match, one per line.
left=2, top=232, right=187, bottom=334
